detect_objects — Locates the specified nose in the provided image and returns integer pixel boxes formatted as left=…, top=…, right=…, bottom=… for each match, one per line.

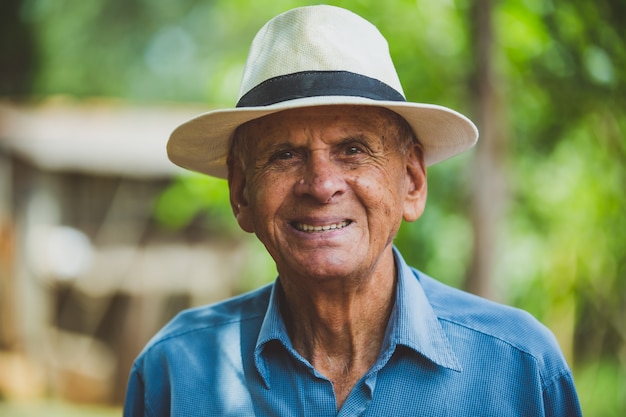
left=294, top=152, right=347, bottom=203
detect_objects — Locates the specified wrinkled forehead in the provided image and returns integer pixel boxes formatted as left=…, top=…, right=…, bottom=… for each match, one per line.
left=234, top=105, right=411, bottom=146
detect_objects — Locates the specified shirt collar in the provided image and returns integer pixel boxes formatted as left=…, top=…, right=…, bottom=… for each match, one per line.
left=389, top=247, right=462, bottom=372
left=254, top=247, right=462, bottom=387
left=254, top=280, right=291, bottom=388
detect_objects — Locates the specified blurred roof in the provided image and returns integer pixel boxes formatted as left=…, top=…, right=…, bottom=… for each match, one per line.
left=0, top=98, right=211, bottom=178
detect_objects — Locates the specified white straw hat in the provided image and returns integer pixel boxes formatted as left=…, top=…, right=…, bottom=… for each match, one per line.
left=167, top=5, right=478, bottom=178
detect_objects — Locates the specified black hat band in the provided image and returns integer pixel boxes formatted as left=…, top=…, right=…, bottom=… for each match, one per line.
left=236, top=70, right=406, bottom=108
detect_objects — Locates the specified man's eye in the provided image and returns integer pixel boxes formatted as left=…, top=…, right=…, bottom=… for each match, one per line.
left=271, top=151, right=294, bottom=161
left=344, top=146, right=364, bottom=155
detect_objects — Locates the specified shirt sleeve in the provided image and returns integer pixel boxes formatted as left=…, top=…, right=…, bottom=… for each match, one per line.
left=123, top=363, right=148, bottom=417
left=543, top=371, right=583, bottom=417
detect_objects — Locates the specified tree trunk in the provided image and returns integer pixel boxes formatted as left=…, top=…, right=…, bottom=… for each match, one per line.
left=465, top=0, right=508, bottom=300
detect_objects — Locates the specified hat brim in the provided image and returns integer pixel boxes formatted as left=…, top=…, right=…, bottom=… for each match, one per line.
left=167, top=95, right=478, bottom=179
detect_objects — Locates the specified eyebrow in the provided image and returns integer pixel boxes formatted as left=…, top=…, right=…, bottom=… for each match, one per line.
left=336, top=133, right=386, bottom=151
left=259, top=133, right=376, bottom=153
left=336, top=134, right=369, bottom=144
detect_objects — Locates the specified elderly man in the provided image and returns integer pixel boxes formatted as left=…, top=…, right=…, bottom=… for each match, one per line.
left=124, top=5, right=581, bottom=416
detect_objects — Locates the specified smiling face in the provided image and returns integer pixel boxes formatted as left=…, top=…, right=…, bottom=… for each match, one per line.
left=228, top=105, right=427, bottom=286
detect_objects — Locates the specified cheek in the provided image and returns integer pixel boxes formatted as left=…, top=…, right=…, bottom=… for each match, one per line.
left=358, top=180, right=405, bottom=247
left=249, top=174, right=291, bottom=221
left=354, top=174, right=403, bottom=221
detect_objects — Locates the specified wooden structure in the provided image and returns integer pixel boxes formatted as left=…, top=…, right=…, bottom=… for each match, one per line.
left=0, top=98, right=268, bottom=404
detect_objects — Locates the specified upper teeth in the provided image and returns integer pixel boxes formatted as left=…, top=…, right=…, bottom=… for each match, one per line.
left=296, top=221, right=349, bottom=232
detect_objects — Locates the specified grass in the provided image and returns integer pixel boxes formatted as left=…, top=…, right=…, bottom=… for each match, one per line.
left=0, top=400, right=121, bottom=417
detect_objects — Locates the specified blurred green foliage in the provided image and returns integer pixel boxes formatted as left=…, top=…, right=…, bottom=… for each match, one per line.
left=3, top=0, right=625, bottom=414
left=153, top=174, right=235, bottom=232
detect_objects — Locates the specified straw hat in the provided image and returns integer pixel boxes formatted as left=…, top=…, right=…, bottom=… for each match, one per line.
left=167, top=5, right=478, bottom=178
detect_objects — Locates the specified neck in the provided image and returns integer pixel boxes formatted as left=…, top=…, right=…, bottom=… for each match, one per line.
left=279, top=249, right=397, bottom=409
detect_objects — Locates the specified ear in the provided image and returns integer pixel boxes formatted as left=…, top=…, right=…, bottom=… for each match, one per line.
left=228, top=155, right=255, bottom=233
left=402, top=144, right=428, bottom=222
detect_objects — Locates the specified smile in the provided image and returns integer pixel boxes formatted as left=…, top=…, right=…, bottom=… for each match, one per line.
left=293, top=220, right=351, bottom=232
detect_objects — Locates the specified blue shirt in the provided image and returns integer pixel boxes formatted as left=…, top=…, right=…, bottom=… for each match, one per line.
left=124, top=249, right=581, bottom=416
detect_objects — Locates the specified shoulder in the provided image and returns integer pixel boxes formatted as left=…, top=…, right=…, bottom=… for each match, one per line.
left=415, top=269, right=568, bottom=375
left=140, top=283, right=273, bottom=354
left=126, top=284, right=273, bottom=415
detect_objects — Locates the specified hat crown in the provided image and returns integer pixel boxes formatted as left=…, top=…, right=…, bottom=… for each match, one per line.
left=167, top=5, right=478, bottom=179
left=239, top=5, right=405, bottom=100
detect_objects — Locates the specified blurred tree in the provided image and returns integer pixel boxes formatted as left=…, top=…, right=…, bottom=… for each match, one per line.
left=465, top=0, right=508, bottom=301
left=492, top=1, right=625, bottom=413
left=0, top=0, right=39, bottom=96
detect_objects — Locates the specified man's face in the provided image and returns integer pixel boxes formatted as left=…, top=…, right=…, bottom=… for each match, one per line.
left=229, top=105, right=426, bottom=284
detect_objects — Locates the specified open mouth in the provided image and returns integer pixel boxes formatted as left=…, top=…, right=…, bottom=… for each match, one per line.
left=292, top=220, right=351, bottom=232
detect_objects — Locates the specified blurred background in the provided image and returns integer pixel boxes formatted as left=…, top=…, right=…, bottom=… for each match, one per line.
left=0, top=0, right=624, bottom=415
